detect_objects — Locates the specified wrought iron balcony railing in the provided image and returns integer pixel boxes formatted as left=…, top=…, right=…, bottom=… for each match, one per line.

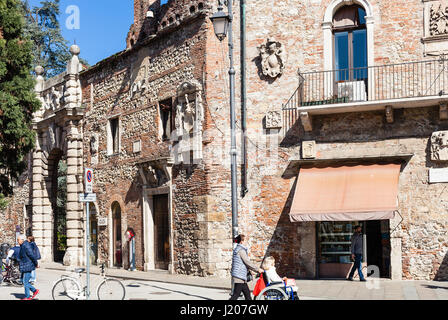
left=282, top=57, right=448, bottom=132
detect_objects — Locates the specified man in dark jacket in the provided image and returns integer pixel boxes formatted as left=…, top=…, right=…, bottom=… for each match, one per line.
left=17, top=235, right=39, bottom=300
left=28, top=236, right=41, bottom=284
left=348, top=226, right=366, bottom=281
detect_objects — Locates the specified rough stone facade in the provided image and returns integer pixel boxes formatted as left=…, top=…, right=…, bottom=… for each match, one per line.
left=3, top=0, right=448, bottom=280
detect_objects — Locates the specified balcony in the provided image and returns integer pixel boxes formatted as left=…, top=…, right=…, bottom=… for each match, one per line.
left=282, top=58, right=448, bottom=132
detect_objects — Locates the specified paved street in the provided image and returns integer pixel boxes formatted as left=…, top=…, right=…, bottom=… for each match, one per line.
left=1, top=265, right=448, bottom=300
left=0, top=268, right=230, bottom=300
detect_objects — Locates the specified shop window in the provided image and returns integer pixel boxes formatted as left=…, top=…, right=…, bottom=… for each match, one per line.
left=333, top=5, right=367, bottom=81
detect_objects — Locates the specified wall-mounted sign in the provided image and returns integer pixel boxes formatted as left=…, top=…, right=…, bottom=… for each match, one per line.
left=98, top=218, right=108, bottom=227
left=429, top=168, right=448, bottom=183
left=79, top=193, right=97, bottom=203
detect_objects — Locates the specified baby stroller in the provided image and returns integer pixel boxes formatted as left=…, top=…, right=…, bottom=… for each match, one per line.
left=255, top=272, right=299, bottom=301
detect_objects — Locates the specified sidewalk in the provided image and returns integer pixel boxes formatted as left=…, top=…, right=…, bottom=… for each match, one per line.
left=40, top=262, right=448, bottom=300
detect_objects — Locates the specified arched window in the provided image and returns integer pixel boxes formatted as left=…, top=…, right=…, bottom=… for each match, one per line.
left=333, top=4, right=367, bottom=81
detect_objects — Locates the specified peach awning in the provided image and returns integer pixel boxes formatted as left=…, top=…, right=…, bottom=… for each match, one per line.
left=290, top=163, right=401, bottom=222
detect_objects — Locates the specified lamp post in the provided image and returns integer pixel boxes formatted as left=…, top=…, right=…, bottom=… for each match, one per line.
left=210, top=1, right=239, bottom=241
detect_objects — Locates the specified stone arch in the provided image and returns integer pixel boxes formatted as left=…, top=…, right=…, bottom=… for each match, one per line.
left=32, top=45, right=85, bottom=267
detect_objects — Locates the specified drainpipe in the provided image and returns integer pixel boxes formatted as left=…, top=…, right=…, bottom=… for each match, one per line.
left=240, top=0, right=248, bottom=198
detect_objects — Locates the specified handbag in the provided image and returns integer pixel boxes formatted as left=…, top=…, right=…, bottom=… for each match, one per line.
left=247, top=270, right=253, bottom=282
left=253, top=275, right=266, bottom=297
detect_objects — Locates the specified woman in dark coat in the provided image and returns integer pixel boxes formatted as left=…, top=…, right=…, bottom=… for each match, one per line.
left=17, top=235, right=39, bottom=300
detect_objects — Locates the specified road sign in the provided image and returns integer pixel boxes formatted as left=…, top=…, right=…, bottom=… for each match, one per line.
left=85, top=168, right=94, bottom=193
left=98, top=218, right=108, bottom=227
left=79, top=193, right=97, bottom=203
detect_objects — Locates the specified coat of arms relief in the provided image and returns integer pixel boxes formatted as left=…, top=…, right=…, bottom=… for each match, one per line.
left=257, top=38, right=287, bottom=79
left=424, top=1, right=448, bottom=55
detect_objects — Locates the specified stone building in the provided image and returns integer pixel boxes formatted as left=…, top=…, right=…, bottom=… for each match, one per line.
left=2, top=0, right=448, bottom=281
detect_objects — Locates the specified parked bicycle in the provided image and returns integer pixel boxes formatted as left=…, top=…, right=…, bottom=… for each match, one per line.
left=0, top=259, right=22, bottom=287
left=52, top=263, right=126, bottom=300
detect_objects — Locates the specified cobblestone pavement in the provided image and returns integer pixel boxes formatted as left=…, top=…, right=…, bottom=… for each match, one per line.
left=1, top=264, right=447, bottom=300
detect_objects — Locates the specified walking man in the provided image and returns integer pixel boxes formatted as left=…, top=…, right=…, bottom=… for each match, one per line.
left=230, top=235, right=264, bottom=300
left=348, top=225, right=366, bottom=281
left=17, top=235, right=39, bottom=300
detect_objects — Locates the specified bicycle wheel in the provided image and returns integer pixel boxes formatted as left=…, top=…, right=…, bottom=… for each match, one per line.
left=97, top=278, right=126, bottom=300
left=52, top=278, right=81, bottom=300
left=10, top=267, right=22, bottom=287
left=256, top=287, right=289, bottom=300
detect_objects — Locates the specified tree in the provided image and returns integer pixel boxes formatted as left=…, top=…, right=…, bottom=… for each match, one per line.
left=0, top=0, right=41, bottom=203
left=21, top=0, right=88, bottom=77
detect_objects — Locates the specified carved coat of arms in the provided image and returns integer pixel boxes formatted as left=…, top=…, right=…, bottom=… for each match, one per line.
left=258, top=38, right=287, bottom=79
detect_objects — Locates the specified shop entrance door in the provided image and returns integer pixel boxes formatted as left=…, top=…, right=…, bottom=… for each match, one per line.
left=153, top=194, right=169, bottom=270
left=366, top=220, right=391, bottom=278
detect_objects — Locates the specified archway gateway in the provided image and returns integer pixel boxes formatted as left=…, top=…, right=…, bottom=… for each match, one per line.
left=32, top=45, right=85, bottom=266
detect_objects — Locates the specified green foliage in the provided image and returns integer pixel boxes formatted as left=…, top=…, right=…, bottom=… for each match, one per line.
left=21, top=0, right=88, bottom=77
left=0, top=0, right=41, bottom=197
left=0, top=193, right=9, bottom=210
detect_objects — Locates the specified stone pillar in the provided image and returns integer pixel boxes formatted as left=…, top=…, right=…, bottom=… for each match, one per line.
left=32, top=132, right=52, bottom=262
left=63, top=121, right=84, bottom=266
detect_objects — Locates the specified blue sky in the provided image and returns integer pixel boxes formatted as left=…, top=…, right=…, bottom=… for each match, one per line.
left=28, top=0, right=135, bottom=66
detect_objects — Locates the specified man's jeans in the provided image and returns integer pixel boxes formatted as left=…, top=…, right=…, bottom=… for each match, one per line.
left=21, top=272, right=36, bottom=298
left=349, top=254, right=365, bottom=280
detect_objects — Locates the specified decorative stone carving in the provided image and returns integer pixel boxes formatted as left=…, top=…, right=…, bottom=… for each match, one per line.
left=431, top=130, right=448, bottom=161
left=386, top=106, right=394, bottom=123
left=172, top=80, right=204, bottom=164
left=302, top=141, right=316, bottom=159
left=430, top=3, right=448, bottom=36
left=440, top=102, right=448, bottom=120
left=130, top=66, right=147, bottom=98
left=265, top=110, right=283, bottom=129
left=257, top=38, right=286, bottom=79
left=90, top=134, right=99, bottom=155
left=423, top=1, right=448, bottom=55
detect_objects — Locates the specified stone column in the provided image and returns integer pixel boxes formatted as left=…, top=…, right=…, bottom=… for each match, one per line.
left=32, top=132, right=52, bottom=261
left=63, top=120, right=84, bottom=266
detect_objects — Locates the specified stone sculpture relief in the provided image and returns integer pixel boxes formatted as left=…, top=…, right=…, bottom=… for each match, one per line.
left=257, top=38, right=287, bottom=79
left=302, top=140, right=316, bottom=159
left=173, top=80, right=204, bottom=164
left=430, top=3, right=448, bottom=36
left=431, top=130, right=448, bottom=161
left=265, top=110, right=283, bottom=129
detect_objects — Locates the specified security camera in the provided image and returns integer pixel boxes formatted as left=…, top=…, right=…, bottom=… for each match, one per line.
left=146, top=10, right=154, bottom=18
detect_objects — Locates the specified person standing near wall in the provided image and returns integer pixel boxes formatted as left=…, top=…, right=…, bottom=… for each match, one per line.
left=27, top=236, right=41, bottom=284
left=230, top=235, right=264, bottom=300
left=348, top=226, right=366, bottom=282
left=17, top=235, right=39, bottom=300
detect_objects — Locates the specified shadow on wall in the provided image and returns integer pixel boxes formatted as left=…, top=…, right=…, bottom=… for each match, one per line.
left=435, top=251, right=448, bottom=281
left=261, top=178, right=315, bottom=279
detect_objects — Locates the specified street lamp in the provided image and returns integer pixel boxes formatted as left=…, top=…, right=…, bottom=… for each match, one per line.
left=210, top=1, right=239, bottom=241
left=210, top=5, right=229, bottom=41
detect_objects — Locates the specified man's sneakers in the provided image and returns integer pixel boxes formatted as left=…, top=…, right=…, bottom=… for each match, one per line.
left=360, top=279, right=367, bottom=282
left=31, top=289, right=39, bottom=299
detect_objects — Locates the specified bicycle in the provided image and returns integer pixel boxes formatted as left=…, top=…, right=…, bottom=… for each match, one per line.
left=0, top=259, right=22, bottom=287
left=52, top=263, right=126, bottom=300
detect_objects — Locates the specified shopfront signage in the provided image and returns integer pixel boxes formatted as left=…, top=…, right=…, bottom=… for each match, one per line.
left=429, top=168, right=448, bottom=183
